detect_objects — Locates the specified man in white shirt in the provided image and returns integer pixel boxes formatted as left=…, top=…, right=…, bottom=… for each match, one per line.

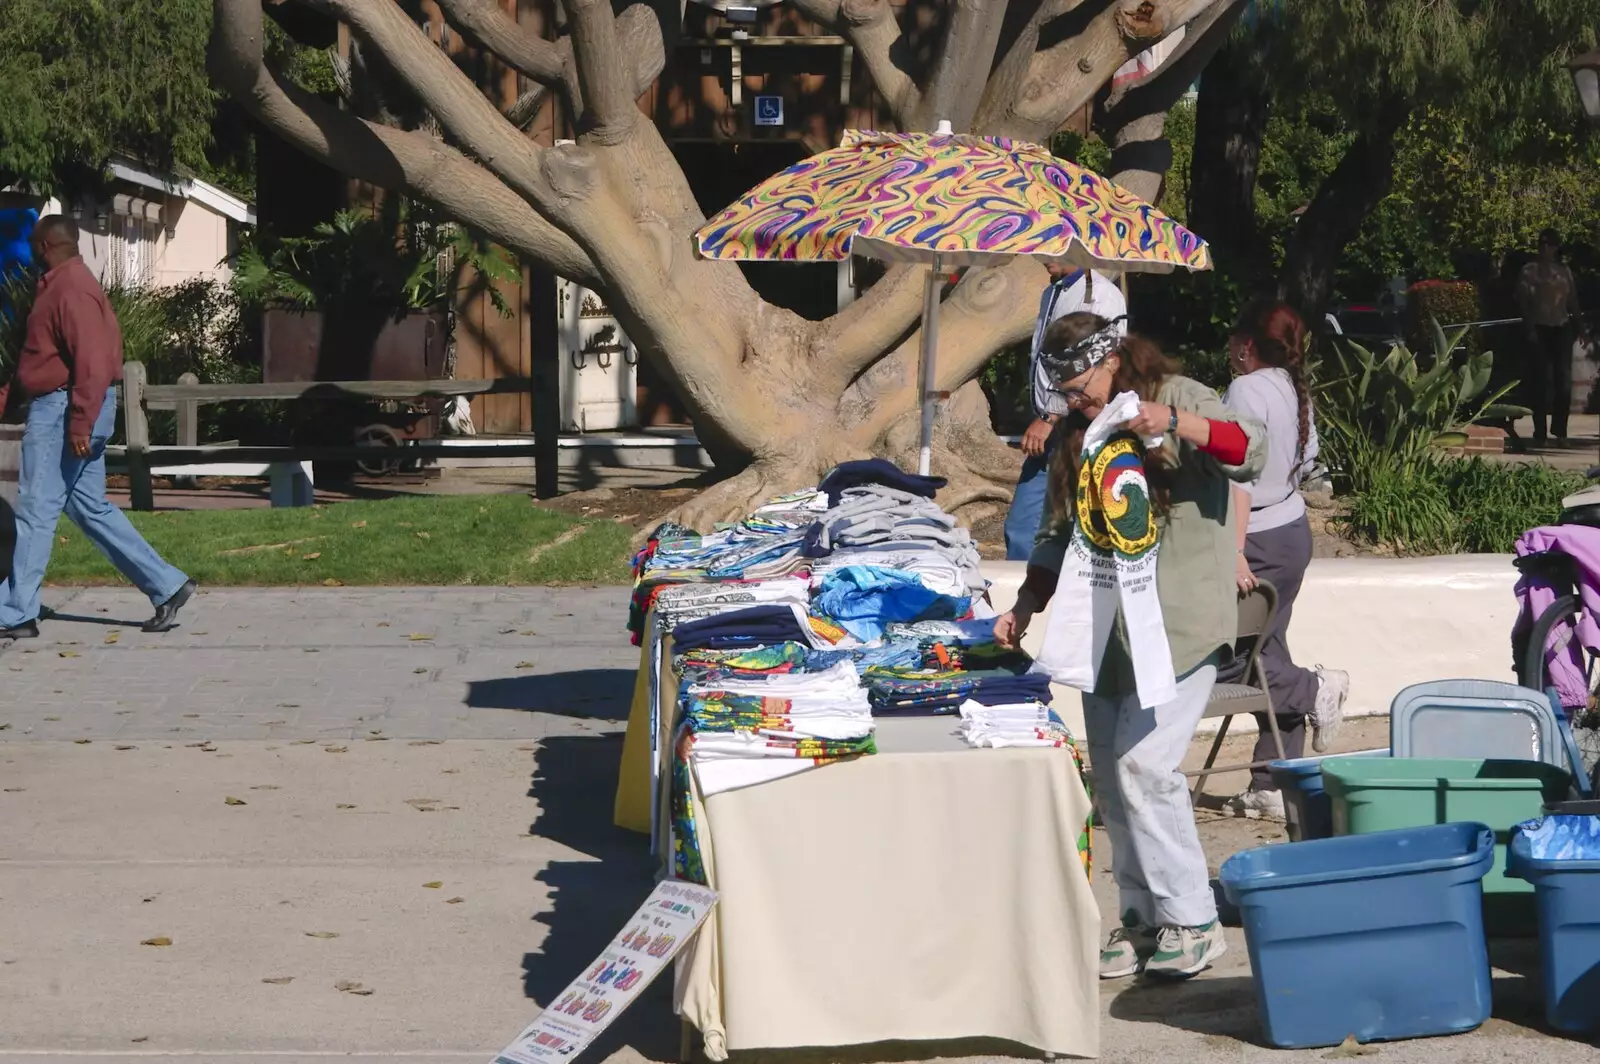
left=1002, top=265, right=1128, bottom=559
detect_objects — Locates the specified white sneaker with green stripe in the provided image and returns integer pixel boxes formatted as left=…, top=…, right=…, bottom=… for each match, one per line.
left=1099, top=911, right=1159, bottom=980
left=1144, top=920, right=1228, bottom=979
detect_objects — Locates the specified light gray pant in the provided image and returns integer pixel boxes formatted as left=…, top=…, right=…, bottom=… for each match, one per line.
left=1084, top=662, right=1219, bottom=929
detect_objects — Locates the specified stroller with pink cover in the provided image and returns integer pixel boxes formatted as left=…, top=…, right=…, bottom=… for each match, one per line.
left=1513, top=485, right=1600, bottom=791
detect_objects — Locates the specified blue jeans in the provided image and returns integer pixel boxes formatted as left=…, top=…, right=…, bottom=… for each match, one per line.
left=0, top=387, right=187, bottom=627
left=1003, top=437, right=1055, bottom=561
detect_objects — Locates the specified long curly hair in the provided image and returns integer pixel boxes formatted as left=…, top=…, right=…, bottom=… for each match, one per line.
left=1233, top=298, right=1310, bottom=467
left=1044, top=312, right=1179, bottom=532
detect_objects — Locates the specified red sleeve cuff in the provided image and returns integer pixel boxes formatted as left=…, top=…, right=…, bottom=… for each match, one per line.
left=1200, top=419, right=1248, bottom=465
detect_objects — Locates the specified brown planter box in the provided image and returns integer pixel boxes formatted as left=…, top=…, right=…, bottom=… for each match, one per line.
left=262, top=308, right=448, bottom=383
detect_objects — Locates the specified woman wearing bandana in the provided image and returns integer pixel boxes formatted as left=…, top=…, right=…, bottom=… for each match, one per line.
left=994, top=312, right=1265, bottom=981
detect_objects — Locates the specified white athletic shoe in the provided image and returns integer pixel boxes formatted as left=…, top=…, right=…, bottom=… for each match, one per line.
left=1312, top=667, right=1350, bottom=753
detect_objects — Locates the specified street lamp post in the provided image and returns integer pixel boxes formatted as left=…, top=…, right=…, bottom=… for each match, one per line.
left=1570, top=48, right=1600, bottom=123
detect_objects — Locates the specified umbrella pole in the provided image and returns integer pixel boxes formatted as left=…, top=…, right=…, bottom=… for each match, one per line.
left=917, top=255, right=942, bottom=477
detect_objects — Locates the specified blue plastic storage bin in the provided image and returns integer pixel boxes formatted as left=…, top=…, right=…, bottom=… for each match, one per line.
left=1269, top=748, right=1389, bottom=842
left=1220, top=822, right=1495, bottom=1049
left=1506, top=818, right=1600, bottom=1034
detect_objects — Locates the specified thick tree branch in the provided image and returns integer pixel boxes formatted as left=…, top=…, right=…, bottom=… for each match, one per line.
left=433, top=0, right=566, bottom=83
left=792, top=0, right=919, bottom=126
left=209, top=0, right=597, bottom=283
left=981, top=0, right=1222, bottom=143
left=1099, top=0, right=1242, bottom=125
left=914, top=0, right=1010, bottom=132
left=306, top=0, right=560, bottom=216
left=566, top=0, right=641, bottom=141
left=815, top=265, right=928, bottom=386
left=974, top=0, right=1088, bottom=135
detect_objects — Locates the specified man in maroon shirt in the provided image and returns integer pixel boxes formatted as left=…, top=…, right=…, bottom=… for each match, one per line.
left=0, top=216, right=194, bottom=638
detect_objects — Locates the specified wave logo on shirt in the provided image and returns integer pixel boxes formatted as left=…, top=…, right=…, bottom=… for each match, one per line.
left=1075, top=431, right=1158, bottom=560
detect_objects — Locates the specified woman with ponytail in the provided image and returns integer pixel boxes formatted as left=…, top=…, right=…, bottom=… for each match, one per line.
left=1221, top=299, right=1350, bottom=821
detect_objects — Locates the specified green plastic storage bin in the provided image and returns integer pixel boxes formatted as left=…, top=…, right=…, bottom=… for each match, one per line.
left=1322, top=758, right=1570, bottom=902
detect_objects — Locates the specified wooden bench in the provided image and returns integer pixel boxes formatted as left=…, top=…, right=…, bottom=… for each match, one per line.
left=118, top=362, right=550, bottom=511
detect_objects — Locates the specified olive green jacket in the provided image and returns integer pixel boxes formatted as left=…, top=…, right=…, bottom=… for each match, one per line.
left=1029, top=374, right=1267, bottom=696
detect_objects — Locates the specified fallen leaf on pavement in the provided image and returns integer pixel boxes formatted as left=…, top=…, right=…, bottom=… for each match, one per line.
left=58, top=650, right=78, bottom=658
left=3, top=787, right=25, bottom=793
left=336, top=803, right=357, bottom=810
left=115, top=745, right=136, bottom=751
left=324, top=745, right=349, bottom=754
left=74, top=739, right=91, bottom=745
left=408, top=740, right=442, bottom=746
left=407, top=633, right=433, bottom=641
left=292, top=739, right=316, bottom=745
left=519, top=630, right=538, bottom=636
left=305, top=931, right=339, bottom=939
left=323, top=579, right=343, bottom=587
left=422, top=881, right=443, bottom=889
left=445, top=897, right=465, bottom=904
left=262, top=976, right=294, bottom=985
left=499, top=628, right=516, bottom=635
left=405, top=798, right=440, bottom=811
left=515, top=661, right=534, bottom=669
left=105, top=631, right=120, bottom=644
left=375, top=620, right=390, bottom=627
left=0, top=724, right=8, bottom=730
left=413, top=667, right=428, bottom=674
left=334, top=980, right=374, bottom=996
left=140, top=937, right=172, bottom=947
left=131, top=1036, right=149, bottom=1043
left=1324, top=1036, right=1380, bottom=1059
left=224, top=796, right=247, bottom=806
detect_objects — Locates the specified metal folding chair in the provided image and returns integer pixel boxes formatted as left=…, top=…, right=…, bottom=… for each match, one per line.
left=1189, top=580, right=1283, bottom=797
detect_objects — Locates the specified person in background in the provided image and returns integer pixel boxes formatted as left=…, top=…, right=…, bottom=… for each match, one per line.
left=0, top=215, right=195, bottom=639
left=995, top=312, right=1264, bottom=981
left=1219, top=299, right=1350, bottom=821
left=1517, top=229, right=1584, bottom=447
left=1002, top=266, right=1127, bottom=560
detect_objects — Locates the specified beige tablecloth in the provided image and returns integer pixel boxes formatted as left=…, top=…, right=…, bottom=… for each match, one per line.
left=674, top=717, right=1101, bottom=1059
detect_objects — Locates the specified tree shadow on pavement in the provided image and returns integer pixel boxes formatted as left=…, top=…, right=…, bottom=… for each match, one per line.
left=1106, top=975, right=1263, bottom=1045
left=522, top=731, right=675, bottom=1061
left=465, top=669, right=635, bottom=720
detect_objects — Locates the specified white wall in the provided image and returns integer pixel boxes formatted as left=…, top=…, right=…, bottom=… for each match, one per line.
left=982, top=555, right=1520, bottom=739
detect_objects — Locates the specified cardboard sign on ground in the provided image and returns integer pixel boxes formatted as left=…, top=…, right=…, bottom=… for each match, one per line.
left=493, top=880, right=719, bottom=1064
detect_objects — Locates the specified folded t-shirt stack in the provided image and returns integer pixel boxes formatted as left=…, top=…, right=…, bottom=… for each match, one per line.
left=865, top=665, right=1053, bottom=714
left=957, top=700, right=1075, bottom=749
left=671, top=604, right=827, bottom=651
left=803, top=485, right=986, bottom=597
left=678, top=662, right=876, bottom=798
left=812, top=565, right=971, bottom=643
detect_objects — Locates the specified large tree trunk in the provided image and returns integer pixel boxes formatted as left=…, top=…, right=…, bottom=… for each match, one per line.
left=1186, top=36, right=1268, bottom=271
left=1277, top=109, right=1406, bottom=320
left=213, top=0, right=1237, bottom=528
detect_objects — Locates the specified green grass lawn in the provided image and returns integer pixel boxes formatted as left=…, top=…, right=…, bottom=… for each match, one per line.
left=44, top=494, right=634, bottom=587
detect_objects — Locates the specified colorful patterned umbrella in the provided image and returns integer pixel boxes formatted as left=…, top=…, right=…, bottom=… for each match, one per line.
left=695, top=128, right=1210, bottom=273
left=692, top=126, right=1211, bottom=473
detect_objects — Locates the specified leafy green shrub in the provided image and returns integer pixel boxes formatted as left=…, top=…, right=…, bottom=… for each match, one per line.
left=1318, top=321, right=1524, bottom=493
left=1406, top=280, right=1481, bottom=358
left=1342, top=453, right=1582, bottom=554
left=233, top=205, right=518, bottom=317
left=980, top=340, right=1032, bottom=435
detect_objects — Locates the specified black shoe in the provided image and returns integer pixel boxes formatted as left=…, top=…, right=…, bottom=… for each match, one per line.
left=0, top=620, right=38, bottom=640
left=143, top=580, right=197, bottom=634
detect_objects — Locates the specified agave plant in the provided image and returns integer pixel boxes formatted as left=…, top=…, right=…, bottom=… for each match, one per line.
left=1317, top=318, right=1528, bottom=492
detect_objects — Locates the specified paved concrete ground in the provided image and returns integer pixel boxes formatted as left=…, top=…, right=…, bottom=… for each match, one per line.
left=2, top=587, right=1596, bottom=1064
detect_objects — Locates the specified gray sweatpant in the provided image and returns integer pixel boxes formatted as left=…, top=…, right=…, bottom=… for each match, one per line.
left=1084, top=661, right=1220, bottom=929
left=1217, top=514, right=1321, bottom=788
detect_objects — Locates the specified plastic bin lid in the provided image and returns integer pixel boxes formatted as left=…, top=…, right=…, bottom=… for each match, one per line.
left=1390, top=680, right=1566, bottom=769
left=1221, top=822, right=1497, bottom=897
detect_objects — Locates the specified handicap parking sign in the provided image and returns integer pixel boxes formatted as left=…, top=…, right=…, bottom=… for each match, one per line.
left=754, top=96, right=784, bottom=126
